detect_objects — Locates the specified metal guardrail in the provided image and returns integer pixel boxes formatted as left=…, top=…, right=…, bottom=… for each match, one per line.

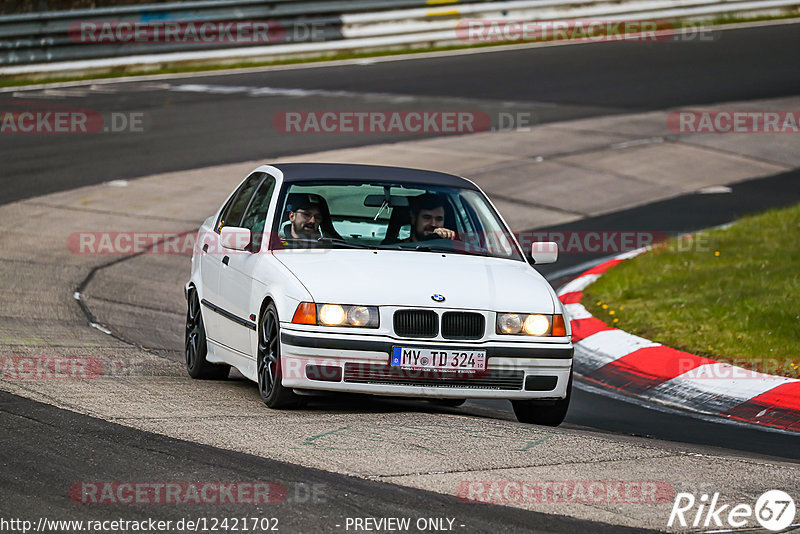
left=0, top=0, right=495, bottom=65
left=1, top=0, right=798, bottom=74
left=339, top=0, right=800, bottom=37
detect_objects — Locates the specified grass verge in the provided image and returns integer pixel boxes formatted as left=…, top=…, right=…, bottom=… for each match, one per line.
left=583, top=203, right=800, bottom=378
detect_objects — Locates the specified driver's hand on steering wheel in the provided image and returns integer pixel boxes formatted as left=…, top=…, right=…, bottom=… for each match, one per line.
left=432, top=227, right=456, bottom=239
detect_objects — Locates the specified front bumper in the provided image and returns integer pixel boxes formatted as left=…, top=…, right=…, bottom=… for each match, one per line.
left=278, top=326, right=573, bottom=400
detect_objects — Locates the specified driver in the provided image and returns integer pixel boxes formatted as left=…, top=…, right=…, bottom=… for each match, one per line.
left=403, top=193, right=456, bottom=242
left=286, top=196, right=324, bottom=239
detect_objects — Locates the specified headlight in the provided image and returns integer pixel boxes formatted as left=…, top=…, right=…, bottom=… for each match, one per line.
left=292, top=302, right=379, bottom=328
left=497, top=313, right=523, bottom=334
left=523, top=314, right=550, bottom=336
left=496, top=313, right=567, bottom=336
left=347, top=306, right=373, bottom=327
left=319, top=304, right=346, bottom=326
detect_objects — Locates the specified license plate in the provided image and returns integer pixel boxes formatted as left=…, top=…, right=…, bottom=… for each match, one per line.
left=391, top=346, right=486, bottom=371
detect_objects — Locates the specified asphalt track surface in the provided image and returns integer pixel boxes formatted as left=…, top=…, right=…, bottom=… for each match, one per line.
left=1, top=21, right=799, bottom=531
left=0, top=389, right=786, bottom=532
left=3, top=390, right=659, bottom=534
left=2, top=23, right=800, bottom=205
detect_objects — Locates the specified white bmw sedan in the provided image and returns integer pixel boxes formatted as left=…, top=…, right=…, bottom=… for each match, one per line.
left=185, top=163, right=573, bottom=425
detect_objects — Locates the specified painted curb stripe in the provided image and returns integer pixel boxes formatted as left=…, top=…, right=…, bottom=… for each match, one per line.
left=664, top=362, right=795, bottom=400
left=558, top=291, right=583, bottom=305
left=570, top=318, right=614, bottom=343
left=561, top=248, right=800, bottom=432
left=644, top=377, right=784, bottom=416
left=557, top=273, right=600, bottom=295
left=574, top=329, right=660, bottom=373
left=723, top=382, right=800, bottom=431
left=580, top=258, right=624, bottom=276
left=587, top=346, right=715, bottom=395
left=564, top=302, right=592, bottom=320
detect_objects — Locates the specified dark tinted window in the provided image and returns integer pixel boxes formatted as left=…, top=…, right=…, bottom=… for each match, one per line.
left=240, top=175, right=276, bottom=250
left=215, top=173, right=264, bottom=233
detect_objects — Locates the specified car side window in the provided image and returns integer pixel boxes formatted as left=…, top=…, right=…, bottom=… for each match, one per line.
left=215, top=173, right=264, bottom=233
left=240, top=175, right=276, bottom=250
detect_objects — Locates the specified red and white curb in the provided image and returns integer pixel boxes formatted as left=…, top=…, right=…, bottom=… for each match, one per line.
left=558, top=249, right=800, bottom=432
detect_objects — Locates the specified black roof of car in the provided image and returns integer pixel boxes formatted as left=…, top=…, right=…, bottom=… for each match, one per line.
left=271, top=163, right=479, bottom=190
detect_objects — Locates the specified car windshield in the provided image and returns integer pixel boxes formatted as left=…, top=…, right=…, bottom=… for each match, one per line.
left=270, top=181, right=523, bottom=261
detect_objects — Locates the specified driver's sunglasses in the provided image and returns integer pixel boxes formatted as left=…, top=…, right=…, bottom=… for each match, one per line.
left=295, top=209, right=323, bottom=221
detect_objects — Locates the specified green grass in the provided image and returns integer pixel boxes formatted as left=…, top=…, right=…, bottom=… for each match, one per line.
left=583, top=203, right=800, bottom=378
left=2, top=12, right=798, bottom=88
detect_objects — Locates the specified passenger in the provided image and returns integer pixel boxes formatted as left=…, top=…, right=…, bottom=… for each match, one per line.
left=403, top=193, right=456, bottom=242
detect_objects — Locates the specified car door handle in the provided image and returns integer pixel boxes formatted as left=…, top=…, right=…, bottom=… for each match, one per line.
left=222, top=256, right=229, bottom=266
left=202, top=244, right=209, bottom=252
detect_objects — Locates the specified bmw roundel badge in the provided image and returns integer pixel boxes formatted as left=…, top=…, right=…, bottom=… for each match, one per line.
left=431, top=294, right=445, bottom=302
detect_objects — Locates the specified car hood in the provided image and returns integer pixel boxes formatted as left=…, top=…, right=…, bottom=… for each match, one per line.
left=273, top=249, right=556, bottom=312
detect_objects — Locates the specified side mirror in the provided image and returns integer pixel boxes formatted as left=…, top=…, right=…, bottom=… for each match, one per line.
left=531, top=241, right=558, bottom=264
left=220, top=226, right=252, bottom=251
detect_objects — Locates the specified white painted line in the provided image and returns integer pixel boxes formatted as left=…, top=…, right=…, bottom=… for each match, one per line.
left=170, top=83, right=356, bottom=99
left=614, top=247, right=649, bottom=260
left=166, top=82, right=508, bottom=105
left=89, top=322, right=112, bottom=335
left=611, top=137, right=664, bottom=149
left=171, top=84, right=254, bottom=95
left=698, top=185, right=733, bottom=194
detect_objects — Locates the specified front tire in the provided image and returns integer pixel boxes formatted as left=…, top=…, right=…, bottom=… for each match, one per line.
left=257, top=303, right=301, bottom=409
left=512, top=371, right=572, bottom=426
left=185, top=289, right=230, bottom=380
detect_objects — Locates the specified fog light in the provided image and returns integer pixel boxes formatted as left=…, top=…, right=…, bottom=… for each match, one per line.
left=306, top=364, right=342, bottom=382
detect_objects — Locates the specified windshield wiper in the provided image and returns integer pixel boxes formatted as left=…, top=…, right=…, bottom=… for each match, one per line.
left=320, top=237, right=375, bottom=249
left=287, top=237, right=374, bottom=249
left=407, top=243, right=494, bottom=258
